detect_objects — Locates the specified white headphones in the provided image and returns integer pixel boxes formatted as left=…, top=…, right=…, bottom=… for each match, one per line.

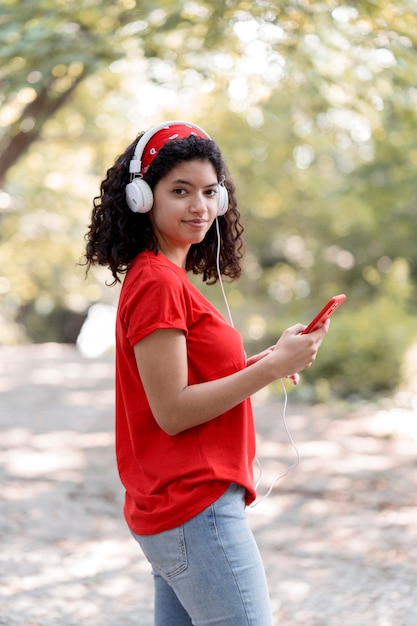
left=125, top=120, right=229, bottom=216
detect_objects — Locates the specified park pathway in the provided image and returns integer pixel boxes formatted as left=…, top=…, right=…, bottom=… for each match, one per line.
left=1, top=344, right=416, bottom=625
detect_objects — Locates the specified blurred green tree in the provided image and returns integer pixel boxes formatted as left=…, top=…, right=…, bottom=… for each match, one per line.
left=1, top=0, right=416, bottom=396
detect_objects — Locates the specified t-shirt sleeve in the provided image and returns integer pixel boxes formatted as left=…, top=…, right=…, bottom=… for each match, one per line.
left=120, top=264, right=188, bottom=347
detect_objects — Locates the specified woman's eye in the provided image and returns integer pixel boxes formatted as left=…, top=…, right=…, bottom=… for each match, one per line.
left=206, top=189, right=217, bottom=197
left=173, top=188, right=186, bottom=195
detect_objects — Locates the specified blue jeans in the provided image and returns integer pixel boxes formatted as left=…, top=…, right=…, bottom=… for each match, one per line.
left=131, top=483, right=273, bottom=626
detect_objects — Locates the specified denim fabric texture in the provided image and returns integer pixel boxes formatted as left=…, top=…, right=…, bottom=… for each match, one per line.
left=131, top=483, right=274, bottom=626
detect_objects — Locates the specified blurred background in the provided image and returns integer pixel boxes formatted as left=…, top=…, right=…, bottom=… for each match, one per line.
left=1, top=0, right=416, bottom=404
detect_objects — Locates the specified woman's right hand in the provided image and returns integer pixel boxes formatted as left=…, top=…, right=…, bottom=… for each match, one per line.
left=268, top=320, right=330, bottom=379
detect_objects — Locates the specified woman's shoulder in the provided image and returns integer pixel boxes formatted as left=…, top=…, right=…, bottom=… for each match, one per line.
left=122, top=251, right=187, bottom=299
left=118, top=251, right=192, bottom=319
left=129, top=250, right=185, bottom=281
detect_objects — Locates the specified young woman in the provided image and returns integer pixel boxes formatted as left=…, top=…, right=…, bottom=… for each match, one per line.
left=84, top=121, right=329, bottom=625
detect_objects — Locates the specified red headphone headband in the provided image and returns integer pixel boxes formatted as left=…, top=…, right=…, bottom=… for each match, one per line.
left=140, top=123, right=208, bottom=174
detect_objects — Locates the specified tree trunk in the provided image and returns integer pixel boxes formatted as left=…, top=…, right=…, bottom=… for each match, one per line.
left=0, top=73, right=87, bottom=188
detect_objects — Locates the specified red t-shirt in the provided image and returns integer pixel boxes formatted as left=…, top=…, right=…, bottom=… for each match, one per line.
left=115, top=250, right=256, bottom=535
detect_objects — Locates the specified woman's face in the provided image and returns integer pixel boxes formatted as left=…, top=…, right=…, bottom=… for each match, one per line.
left=150, top=159, right=219, bottom=267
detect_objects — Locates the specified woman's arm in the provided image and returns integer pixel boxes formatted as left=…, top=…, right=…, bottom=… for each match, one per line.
left=246, top=348, right=274, bottom=367
left=134, top=321, right=328, bottom=435
left=247, top=348, right=300, bottom=385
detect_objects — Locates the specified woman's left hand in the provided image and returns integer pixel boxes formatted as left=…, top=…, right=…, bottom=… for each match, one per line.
left=247, top=350, right=300, bottom=384
left=246, top=347, right=273, bottom=367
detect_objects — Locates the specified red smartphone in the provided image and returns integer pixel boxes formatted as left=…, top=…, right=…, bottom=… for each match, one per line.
left=301, top=294, right=346, bottom=334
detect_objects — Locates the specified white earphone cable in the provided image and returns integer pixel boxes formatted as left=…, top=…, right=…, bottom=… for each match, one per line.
left=249, top=378, right=300, bottom=507
left=215, top=218, right=234, bottom=328
left=215, top=219, right=300, bottom=507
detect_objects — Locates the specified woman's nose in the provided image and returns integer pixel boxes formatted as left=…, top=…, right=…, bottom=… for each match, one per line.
left=190, top=192, right=206, bottom=212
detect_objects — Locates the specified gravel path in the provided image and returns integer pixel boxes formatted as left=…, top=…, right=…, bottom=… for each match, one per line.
left=1, top=344, right=416, bottom=625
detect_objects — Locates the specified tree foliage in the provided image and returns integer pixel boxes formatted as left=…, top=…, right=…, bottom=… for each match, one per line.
left=1, top=0, right=417, bottom=397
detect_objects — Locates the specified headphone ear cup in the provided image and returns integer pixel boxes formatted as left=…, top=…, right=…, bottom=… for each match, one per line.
left=125, top=179, right=153, bottom=213
left=217, top=184, right=229, bottom=216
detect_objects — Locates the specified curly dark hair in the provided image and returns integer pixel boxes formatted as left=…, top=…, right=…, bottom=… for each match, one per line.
left=83, top=132, right=245, bottom=285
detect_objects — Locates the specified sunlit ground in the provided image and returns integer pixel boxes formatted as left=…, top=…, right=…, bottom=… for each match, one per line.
left=1, top=343, right=416, bottom=625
